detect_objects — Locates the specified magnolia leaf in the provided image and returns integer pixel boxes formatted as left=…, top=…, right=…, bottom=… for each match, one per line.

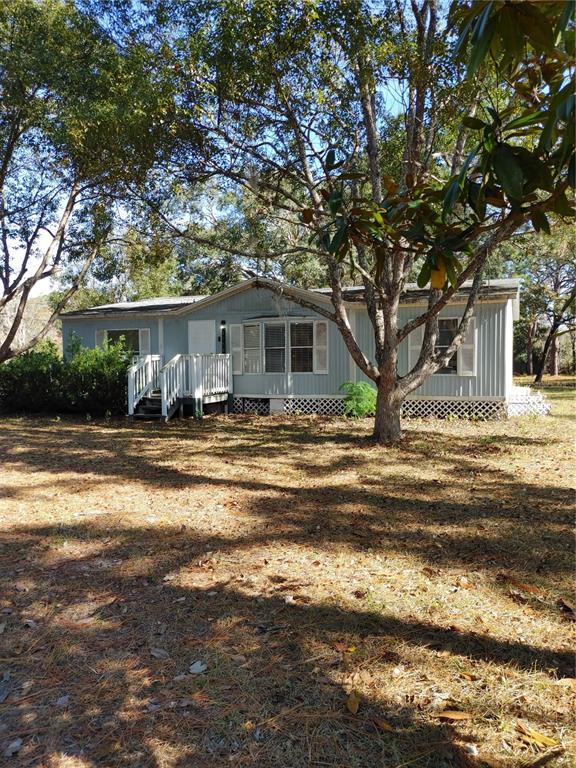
left=504, top=111, right=543, bottom=131
left=436, top=710, right=472, bottom=721
left=417, top=261, right=432, bottom=289
left=516, top=720, right=559, bottom=748
left=346, top=689, right=360, bottom=715
left=442, top=178, right=462, bottom=221
left=150, top=648, right=170, bottom=660
left=492, top=144, right=524, bottom=200
left=469, top=16, right=497, bottom=76
left=463, top=116, right=486, bottom=130
left=302, top=208, right=314, bottom=224
left=530, top=210, right=551, bottom=235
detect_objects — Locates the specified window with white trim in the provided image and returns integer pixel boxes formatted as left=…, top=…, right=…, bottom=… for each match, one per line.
left=96, top=328, right=149, bottom=354
left=243, top=324, right=261, bottom=373
left=290, top=321, right=314, bottom=372
left=435, top=318, right=458, bottom=374
left=264, top=323, right=285, bottom=373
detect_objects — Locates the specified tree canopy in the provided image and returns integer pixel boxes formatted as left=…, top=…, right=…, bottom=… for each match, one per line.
left=0, top=0, right=178, bottom=360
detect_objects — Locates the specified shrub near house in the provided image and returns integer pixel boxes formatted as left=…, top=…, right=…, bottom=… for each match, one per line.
left=0, top=338, right=129, bottom=416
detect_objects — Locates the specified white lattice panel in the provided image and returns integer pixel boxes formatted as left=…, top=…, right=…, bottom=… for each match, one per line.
left=231, top=397, right=270, bottom=416
left=402, top=399, right=506, bottom=420
left=284, top=398, right=346, bottom=416
left=507, top=388, right=550, bottom=416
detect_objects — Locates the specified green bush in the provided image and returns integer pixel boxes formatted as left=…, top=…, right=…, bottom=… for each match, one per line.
left=63, top=337, right=130, bottom=416
left=0, top=337, right=130, bottom=416
left=0, top=342, right=64, bottom=412
left=340, top=381, right=377, bottom=418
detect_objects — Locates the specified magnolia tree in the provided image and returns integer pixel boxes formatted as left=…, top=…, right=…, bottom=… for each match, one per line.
left=0, top=0, right=176, bottom=361
left=134, top=0, right=573, bottom=443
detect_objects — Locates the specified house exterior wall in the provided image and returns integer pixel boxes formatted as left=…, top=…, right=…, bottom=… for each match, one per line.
left=60, top=286, right=512, bottom=400
left=165, top=288, right=349, bottom=397
left=354, top=296, right=509, bottom=398
left=61, top=316, right=160, bottom=357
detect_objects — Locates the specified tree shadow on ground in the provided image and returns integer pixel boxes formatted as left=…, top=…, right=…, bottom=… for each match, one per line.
left=1, top=415, right=573, bottom=766
left=0, top=520, right=572, bottom=768
left=1, top=416, right=573, bottom=582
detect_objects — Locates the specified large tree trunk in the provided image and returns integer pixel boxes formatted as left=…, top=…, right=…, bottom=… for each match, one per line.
left=373, top=329, right=402, bottom=444
left=373, top=378, right=403, bottom=443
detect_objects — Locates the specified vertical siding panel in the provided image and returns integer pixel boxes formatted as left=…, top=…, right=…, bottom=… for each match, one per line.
left=61, top=288, right=509, bottom=400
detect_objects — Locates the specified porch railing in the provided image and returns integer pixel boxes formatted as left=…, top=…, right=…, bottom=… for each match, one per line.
left=130, top=353, right=231, bottom=420
left=128, top=354, right=162, bottom=415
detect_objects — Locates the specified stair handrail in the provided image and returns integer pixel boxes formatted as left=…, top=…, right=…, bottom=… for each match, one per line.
left=161, top=354, right=185, bottom=419
left=128, top=354, right=161, bottom=415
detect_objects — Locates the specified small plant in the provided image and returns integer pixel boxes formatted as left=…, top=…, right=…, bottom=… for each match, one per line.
left=340, top=382, right=377, bottom=418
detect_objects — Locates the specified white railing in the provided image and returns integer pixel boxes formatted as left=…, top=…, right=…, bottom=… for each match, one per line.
left=194, top=353, right=230, bottom=397
left=128, top=355, right=162, bottom=415
left=130, top=353, right=231, bottom=420
left=161, top=354, right=186, bottom=419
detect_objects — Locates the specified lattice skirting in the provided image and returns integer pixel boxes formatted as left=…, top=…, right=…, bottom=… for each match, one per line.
left=231, top=397, right=270, bottom=416
left=402, top=398, right=506, bottom=420
left=284, top=397, right=346, bottom=416
left=507, top=395, right=551, bottom=416
left=231, top=395, right=550, bottom=419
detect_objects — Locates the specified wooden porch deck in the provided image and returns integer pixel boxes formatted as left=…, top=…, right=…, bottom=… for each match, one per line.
left=128, top=353, right=231, bottom=421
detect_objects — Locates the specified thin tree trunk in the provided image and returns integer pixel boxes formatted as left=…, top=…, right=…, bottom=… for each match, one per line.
left=534, top=325, right=558, bottom=383
left=526, top=321, right=535, bottom=376
left=549, top=334, right=559, bottom=375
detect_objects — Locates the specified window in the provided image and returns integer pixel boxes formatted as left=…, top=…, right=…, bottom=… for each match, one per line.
left=435, top=318, right=458, bottom=374
left=290, top=322, right=313, bottom=372
left=264, top=323, right=285, bottom=373
left=243, top=324, right=261, bottom=373
left=96, top=328, right=150, bottom=354
left=107, top=329, right=140, bottom=352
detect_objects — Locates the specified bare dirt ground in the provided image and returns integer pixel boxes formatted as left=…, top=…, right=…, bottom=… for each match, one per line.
left=0, top=390, right=574, bottom=768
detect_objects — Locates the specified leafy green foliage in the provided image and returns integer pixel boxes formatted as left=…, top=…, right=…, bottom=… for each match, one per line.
left=0, top=338, right=130, bottom=416
left=0, top=343, right=64, bottom=413
left=312, top=1, right=575, bottom=291
left=0, top=0, right=181, bottom=360
left=341, top=382, right=377, bottom=418
left=63, top=337, right=129, bottom=416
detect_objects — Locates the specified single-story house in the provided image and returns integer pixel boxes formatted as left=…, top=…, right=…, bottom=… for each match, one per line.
left=59, top=276, right=548, bottom=419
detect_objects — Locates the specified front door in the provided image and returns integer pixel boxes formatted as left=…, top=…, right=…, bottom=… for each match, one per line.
left=188, top=319, right=216, bottom=354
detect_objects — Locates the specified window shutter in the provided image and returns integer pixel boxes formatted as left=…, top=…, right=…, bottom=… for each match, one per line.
left=95, top=329, right=107, bottom=348
left=139, top=328, right=151, bottom=355
left=230, top=324, right=243, bottom=374
left=243, top=324, right=262, bottom=373
left=408, top=324, right=424, bottom=370
left=457, top=317, right=477, bottom=376
left=313, top=320, right=328, bottom=374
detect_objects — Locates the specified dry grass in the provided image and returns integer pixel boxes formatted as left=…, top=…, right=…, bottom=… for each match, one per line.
left=0, top=390, right=574, bottom=768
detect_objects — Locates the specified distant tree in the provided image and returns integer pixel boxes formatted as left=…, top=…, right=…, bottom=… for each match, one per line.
left=0, top=0, right=177, bottom=361
left=494, top=226, right=576, bottom=379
